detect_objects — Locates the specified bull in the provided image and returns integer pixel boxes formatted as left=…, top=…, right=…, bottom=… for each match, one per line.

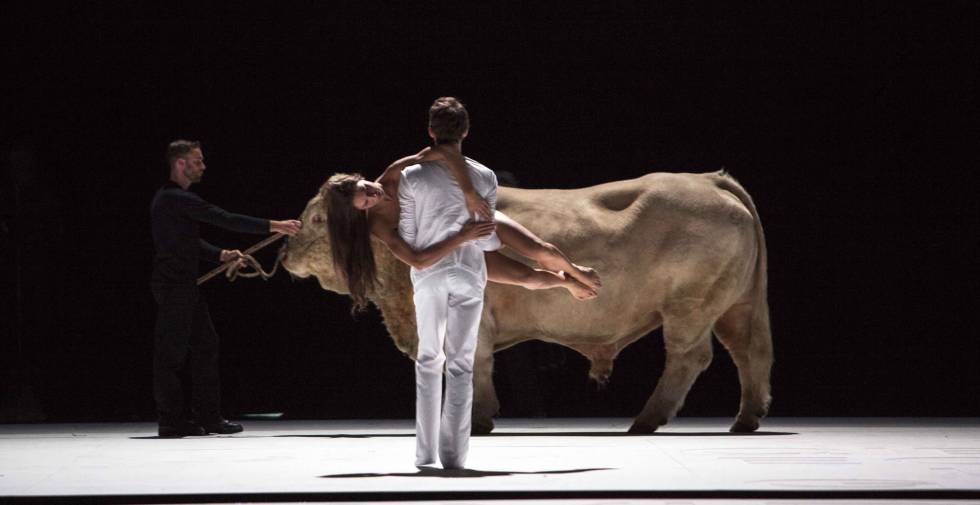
left=281, top=170, right=773, bottom=434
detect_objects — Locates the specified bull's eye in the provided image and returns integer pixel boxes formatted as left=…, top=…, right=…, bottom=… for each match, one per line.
left=311, top=214, right=323, bottom=224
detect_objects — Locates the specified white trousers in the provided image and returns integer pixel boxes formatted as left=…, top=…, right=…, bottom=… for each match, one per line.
left=412, top=267, right=485, bottom=469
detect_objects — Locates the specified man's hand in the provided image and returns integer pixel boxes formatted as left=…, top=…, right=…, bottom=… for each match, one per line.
left=270, top=219, right=302, bottom=236
left=220, top=249, right=244, bottom=263
left=459, top=220, right=496, bottom=241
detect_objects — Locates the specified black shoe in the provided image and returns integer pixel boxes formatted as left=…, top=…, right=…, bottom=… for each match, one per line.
left=158, top=421, right=207, bottom=438
left=202, top=419, right=243, bottom=434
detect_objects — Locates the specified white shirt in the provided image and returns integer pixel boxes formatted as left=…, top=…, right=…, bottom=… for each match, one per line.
left=398, top=157, right=501, bottom=286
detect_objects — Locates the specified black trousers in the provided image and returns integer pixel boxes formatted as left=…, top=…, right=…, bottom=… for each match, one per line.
left=152, top=285, right=221, bottom=425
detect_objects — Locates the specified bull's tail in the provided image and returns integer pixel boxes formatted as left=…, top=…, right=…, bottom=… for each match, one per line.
left=713, top=171, right=768, bottom=315
left=710, top=170, right=773, bottom=432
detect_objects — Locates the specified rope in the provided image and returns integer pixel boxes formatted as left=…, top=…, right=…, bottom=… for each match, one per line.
left=223, top=245, right=286, bottom=282
left=196, top=233, right=287, bottom=286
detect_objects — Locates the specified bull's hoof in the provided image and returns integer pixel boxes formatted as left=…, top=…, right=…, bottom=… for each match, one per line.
left=729, top=419, right=760, bottom=433
left=471, top=419, right=494, bottom=435
left=627, top=421, right=659, bottom=434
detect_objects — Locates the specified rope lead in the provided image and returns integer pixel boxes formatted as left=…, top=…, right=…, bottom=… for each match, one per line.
left=196, top=233, right=287, bottom=286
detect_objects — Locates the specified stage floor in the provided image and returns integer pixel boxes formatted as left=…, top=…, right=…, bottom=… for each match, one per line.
left=1, top=418, right=978, bottom=504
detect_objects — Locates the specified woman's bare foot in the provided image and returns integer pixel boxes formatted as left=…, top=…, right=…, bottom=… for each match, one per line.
left=560, top=272, right=598, bottom=300
left=569, top=264, right=601, bottom=292
left=538, top=254, right=602, bottom=293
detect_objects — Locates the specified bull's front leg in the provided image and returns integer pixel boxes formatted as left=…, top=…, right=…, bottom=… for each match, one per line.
left=630, top=322, right=714, bottom=434
left=471, top=330, right=499, bottom=435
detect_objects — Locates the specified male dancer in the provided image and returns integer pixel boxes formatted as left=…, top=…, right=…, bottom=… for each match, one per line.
left=150, top=140, right=300, bottom=437
left=399, top=97, right=499, bottom=469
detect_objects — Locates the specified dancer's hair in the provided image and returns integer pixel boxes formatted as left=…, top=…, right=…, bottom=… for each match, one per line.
left=428, top=97, right=469, bottom=145
left=322, top=173, right=377, bottom=313
left=166, top=140, right=201, bottom=169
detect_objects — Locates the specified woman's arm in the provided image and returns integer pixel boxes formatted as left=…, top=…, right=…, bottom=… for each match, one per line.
left=374, top=221, right=496, bottom=270
left=379, top=146, right=492, bottom=220
left=429, top=146, right=493, bottom=220
left=377, top=148, right=427, bottom=185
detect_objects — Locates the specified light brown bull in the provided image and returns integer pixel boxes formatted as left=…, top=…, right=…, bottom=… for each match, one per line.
left=282, top=170, right=772, bottom=433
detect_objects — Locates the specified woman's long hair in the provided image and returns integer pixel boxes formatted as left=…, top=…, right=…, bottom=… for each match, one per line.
left=322, top=173, right=378, bottom=313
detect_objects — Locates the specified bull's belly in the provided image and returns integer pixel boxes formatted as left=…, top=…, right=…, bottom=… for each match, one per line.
left=485, top=276, right=666, bottom=346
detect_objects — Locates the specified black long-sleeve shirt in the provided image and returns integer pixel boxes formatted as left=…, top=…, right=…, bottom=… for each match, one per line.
left=151, top=181, right=270, bottom=287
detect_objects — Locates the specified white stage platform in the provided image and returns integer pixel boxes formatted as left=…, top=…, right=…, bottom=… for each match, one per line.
left=1, top=418, right=978, bottom=503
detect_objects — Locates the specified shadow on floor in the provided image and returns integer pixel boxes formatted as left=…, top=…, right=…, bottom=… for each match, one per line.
left=277, top=430, right=797, bottom=438
left=488, top=431, right=798, bottom=437
left=128, top=435, right=241, bottom=439
left=321, top=467, right=614, bottom=478
left=130, top=430, right=797, bottom=440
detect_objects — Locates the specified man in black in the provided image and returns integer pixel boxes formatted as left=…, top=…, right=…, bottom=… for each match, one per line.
left=150, top=140, right=300, bottom=437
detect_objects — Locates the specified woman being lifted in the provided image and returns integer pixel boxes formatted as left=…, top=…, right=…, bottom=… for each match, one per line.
left=322, top=109, right=600, bottom=312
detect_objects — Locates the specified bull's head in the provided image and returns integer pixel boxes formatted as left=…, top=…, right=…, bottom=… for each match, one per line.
left=280, top=188, right=348, bottom=294
left=281, top=183, right=419, bottom=359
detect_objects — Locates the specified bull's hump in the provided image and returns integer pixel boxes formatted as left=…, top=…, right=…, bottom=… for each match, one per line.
left=497, top=173, right=748, bottom=231
left=498, top=176, right=639, bottom=208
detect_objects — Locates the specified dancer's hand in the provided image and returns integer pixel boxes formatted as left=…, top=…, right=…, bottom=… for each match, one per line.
left=220, top=249, right=244, bottom=263
left=271, top=219, right=302, bottom=236
left=417, top=146, right=443, bottom=162
left=460, top=220, right=496, bottom=241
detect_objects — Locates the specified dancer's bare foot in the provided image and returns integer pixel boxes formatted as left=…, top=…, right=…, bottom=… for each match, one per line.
left=569, top=264, right=601, bottom=292
left=561, top=272, right=598, bottom=300
left=536, top=247, right=601, bottom=293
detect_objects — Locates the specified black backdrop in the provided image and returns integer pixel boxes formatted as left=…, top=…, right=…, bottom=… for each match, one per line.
left=1, top=3, right=976, bottom=422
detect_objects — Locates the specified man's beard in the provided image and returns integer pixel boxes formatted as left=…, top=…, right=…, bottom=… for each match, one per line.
left=184, top=167, right=203, bottom=183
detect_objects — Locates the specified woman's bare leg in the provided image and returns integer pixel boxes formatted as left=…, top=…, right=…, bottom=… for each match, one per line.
left=485, top=252, right=596, bottom=300
left=494, top=211, right=601, bottom=291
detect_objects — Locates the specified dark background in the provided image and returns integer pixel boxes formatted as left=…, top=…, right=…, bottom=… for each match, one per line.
left=1, top=3, right=976, bottom=423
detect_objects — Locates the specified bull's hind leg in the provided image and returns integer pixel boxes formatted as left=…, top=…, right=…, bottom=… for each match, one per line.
left=629, top=321, right=714, bottom=434
left=713, top=303, right=773, bottom=432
